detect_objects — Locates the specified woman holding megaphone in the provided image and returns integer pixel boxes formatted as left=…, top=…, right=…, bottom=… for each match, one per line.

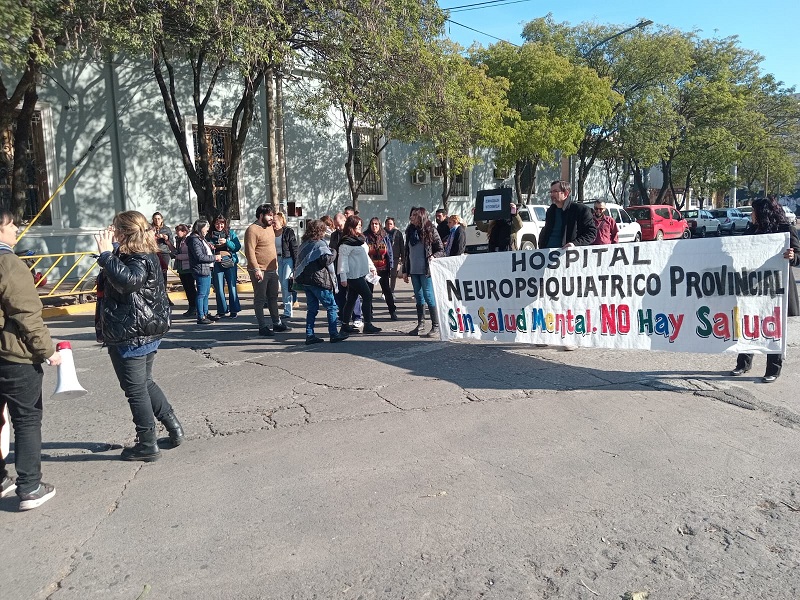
left=0, top=209, right=61, bottom=510
left=95, top=211, right=184, bottom=461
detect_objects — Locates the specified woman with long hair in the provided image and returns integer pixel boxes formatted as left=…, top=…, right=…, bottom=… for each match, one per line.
left=403, top=207, right=445, bottom=337
left=273, top=212, right=299, bottom=320
left=207, top=214, right=241, bottom=319
left=187, top=218, right=220, bottom=325
left=338, top=215, right=381, bottom=334
left=0, top=209, right=61, bottom=509
left=730, top=197, right=800, bottom=383
left=364, top=217, right=397, bottom=320
left=171, top=224, right=198, bottom=317
left=294, top=220, right=349, bottom=344
left=95, top=211, right=183, bottom=461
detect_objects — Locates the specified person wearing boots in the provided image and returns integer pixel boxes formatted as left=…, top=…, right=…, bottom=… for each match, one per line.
left=337, top=215, right=382, bottom=335
left=95, top=211, right=184, bottom=462
left=403, top=207, right=445, bottom=338
left=0, top=209, right=62, bottom=510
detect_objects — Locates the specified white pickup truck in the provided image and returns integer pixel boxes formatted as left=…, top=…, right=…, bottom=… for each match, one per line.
left=465, top=204, right=548, bottom=253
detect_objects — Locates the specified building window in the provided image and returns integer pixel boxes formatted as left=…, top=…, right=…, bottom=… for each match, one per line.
left=352, top=128, right=383, bottom=196
left=192, top=125, right=240, bottom=219
left=0, top=111, right=52, bottom=225
left=451, top=167, right=469, bottom=197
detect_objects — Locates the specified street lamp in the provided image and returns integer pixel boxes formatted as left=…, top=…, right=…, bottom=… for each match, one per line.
left=585, top=19, right=654, bottom=56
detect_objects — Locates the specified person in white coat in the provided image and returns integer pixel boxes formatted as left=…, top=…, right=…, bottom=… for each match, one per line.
left=337, top=215, right=381, bottom=334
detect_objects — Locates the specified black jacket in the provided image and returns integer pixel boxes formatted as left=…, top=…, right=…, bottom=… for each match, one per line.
left=386, top=228, right=404, bottom=268
left=97, top=251, right=170, bottom=347
left=538, top=199, right=597, bottom=248
left=746, top=223, right=800, bottom=317
left=278, top=227, right=299, bottom=263
left=446, top=225, right=466, bottom=256
left=187, top=234, right=216, bottom=276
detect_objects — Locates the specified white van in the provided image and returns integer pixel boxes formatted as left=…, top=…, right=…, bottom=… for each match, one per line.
left=584, top=201, right=642, bottom=243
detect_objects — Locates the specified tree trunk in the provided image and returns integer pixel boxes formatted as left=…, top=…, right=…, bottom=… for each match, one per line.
left=265, top=67, right=279, bottom=206
left=525, top=157, right=539, bottom=204
left=440, top=158, right=451, bottom=212
left=275, top=71, right=287, bottom=205
left=630, top=159, right=649, bottom=204
left=10, top=83, right=38, bottom=223
left=342, top=107, right=358, bottom=212
left=229, top=69, right=264, bottom=221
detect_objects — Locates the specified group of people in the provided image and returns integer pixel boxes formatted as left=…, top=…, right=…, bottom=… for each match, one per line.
left=1, top=180, right=796, bottom=511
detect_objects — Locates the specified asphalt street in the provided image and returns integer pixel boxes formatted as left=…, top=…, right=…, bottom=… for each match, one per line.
left=2, top=282, right=799, bottom=599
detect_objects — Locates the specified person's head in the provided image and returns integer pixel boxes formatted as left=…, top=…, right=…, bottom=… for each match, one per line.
left=435, top=208, right=447, bottom=223
left=320, top=215, right=334, bottom=230
left=344, top=206, right=356, bottom=218
left=273, top=212, right=287, bottom=229
left=368, top=217, right=382, bottom=235
left=385, top=217, right=396, bottom=231
left=593, top=201, right=606, bottom=218
left=409, top=206, right=418, bottom=219
left=333, top=212, right=346, bottom=230
left=255, top=203, right=274, bottom=226
left=191, top=218, right=210, bottom=238
left=302, top=219, right=327, bottom=242
left=151, top=212, right=164, bottom=228
left=174, top=223, right=190, bottom=239
left=448, top=215, right=461, bottom=228
left=114, top=211, right=159, bottom=254
left=212, top=214, right=228, bottom=232
left=343, top=215, right=363, bottom=237
left=750, top=197, right=785, bottom=232
left=0, top=209, right=18, bottom=247
left=550, top=180, right=571, bottom=208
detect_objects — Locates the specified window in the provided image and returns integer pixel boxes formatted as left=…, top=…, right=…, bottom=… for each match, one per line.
left=192, top=125, right=240, bottom=219
left=351, top=128, right=383, bottom=196
left=655, top=208, right=671, bottom=219
left=671, top=209, right=681, bottom=219
left=531, top=206, right=547, bottom=221
left=450, top=168, right=469, bottom=197
left=0, top=110, right=51, bottom=225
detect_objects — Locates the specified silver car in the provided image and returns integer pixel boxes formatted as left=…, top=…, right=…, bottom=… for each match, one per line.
left=709, top=208, right=749, bottom=234
left=681, top=209, right=721, bottom=237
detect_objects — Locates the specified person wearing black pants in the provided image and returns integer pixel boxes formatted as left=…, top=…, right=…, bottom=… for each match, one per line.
left=0, top=209, right=61, bottom=510
left=365, top=217, right=397, bottom=320
left=337, top=215, right=381, bottom=334
left=96, top=211, right=184, bottom=461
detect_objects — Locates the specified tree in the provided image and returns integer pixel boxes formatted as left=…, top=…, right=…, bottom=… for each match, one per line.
left=299, top=0, right=445, bottom=211
left=472, top=41, right=618, bottom=204
left=0, top=0, right=86, bottom=222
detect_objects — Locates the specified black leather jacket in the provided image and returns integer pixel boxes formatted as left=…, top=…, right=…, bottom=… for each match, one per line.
left=97, top=251, right=170, bottom=347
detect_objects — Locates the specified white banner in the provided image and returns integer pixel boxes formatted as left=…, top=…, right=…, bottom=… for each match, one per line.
left=430, top=235, right=791, bottom=354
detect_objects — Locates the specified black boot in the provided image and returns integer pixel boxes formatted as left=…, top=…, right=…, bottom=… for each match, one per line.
left=409, top=304, right=425, bottom=335
left=423, top=307, right=440, bottom=338
left=160, top=411, right=185, bottom=447
left=121, top=429, right=161, bottom=462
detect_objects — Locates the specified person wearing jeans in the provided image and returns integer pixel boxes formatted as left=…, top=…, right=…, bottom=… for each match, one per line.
left=207, top=215, right=241, bottom=318
left=95, top=211, right=184, bottom=461
left=403, top=207, right=445, bottom=338
left=0, top=209, right=62, bottom=510
left=187, top=219, right=219, bottom=325
left=273, top=212, right=298, bottom=320
left=170, top=224, right=198, bottom=317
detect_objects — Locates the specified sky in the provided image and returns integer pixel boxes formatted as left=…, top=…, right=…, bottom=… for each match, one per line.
left=442, top=0, right=800, bottom=90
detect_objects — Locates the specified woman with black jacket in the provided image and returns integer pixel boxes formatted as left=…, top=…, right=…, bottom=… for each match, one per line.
left=730, top=197, right=800, bottom=383
left=403, top=207, right=445, bottom=337
left=294, top=220, right=349, bottom=345
left=187, top=219, right=220, bottom=325
left=274, top=212, right=299, bottom=320
left=95, top=211, right=184, bottom=462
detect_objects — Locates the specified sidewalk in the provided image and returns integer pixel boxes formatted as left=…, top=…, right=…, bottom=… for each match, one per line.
left=3, top=282, right=800, bottom=599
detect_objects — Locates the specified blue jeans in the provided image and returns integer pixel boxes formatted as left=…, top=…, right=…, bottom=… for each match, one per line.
left=411, top=274, right=436, bottom=308
left=278, top=257, right=294, bottom=318
left=194, top=274, right=211, bottom=319
left=304, top=285, right=339, bottom=338
left=212, top=263, right=240, bottom=315
left=0, top=360, right=44, bottom=494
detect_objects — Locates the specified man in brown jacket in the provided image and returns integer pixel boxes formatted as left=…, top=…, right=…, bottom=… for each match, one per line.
left=0, top=210, right=61, bottom=510
left=244, top=204, right=290, bottom=336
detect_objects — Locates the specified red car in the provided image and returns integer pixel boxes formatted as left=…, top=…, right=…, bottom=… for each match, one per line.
left=626, top=205, right=691, bottom=241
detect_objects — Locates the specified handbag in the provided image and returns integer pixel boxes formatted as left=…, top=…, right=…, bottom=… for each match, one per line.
left=288, top=276, right=303, bottom=292
left=219, top=255, right=235, bottom=269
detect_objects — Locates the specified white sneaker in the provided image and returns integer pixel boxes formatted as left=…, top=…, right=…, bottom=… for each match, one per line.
left=562, top=345, right=579, bottom=351
left=353, top=319, right=364, bottom=329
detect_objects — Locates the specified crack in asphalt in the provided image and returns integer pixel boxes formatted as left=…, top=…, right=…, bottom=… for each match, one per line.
left=45, top=464, right=145, bottom=600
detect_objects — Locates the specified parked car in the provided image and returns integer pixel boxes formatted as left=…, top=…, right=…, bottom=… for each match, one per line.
left=465, top=204, right=546, bottom=253
left=681, top=209, right=721, bottom=237
left=583, top=201, right=642, bottom=243
left=626, top=205, right=691, bottom=241
left=781, top=206, right=797, bottom=226
left=708, top=208, right=749, bottom=234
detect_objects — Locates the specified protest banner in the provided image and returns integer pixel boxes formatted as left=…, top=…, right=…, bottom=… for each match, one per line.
left=429, top=234, right=791, bottom=354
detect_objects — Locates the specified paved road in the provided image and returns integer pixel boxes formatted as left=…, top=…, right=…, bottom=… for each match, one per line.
left=3, top=284, right=800, bottom=599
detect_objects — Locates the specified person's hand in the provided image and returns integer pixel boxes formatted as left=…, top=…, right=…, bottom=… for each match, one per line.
left=562, top=242, right=575, bottom=249
left=218, top=237, right=227, bottom=244
left=46, top=351, right=62, bottom=367
left=510, top=203, right=517, bottom=215
left=403, top=274, right=409, bottom=284
left=215, top=255, right=222, bottom=262
left=784, top=247, right=796, bottom=261
left=340, top=280, right=348, bottom=288
left=254, top=268, right=263, bottom=282
left=95, top=228, right=115, bottom=254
